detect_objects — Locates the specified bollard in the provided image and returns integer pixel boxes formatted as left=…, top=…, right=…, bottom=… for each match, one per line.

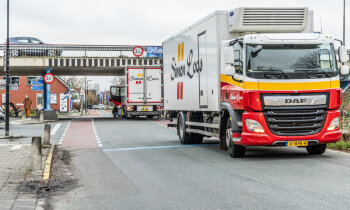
left=22, top=112, right=26, bottom=123
left=43, top=123, right=51, bottom=146
left=39, top=111, right=44, bottom=122
left=31, top=136, right=42, bottom=171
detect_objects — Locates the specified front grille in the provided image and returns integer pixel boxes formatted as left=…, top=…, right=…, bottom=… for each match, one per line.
left=264, top=107, right=327, bottom=136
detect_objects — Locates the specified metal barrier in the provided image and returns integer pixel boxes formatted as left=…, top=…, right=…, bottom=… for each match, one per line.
left=0, top=44, right=162, bottom=58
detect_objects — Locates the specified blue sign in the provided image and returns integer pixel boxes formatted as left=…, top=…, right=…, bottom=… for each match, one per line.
left=146, top=47, right=163, bottom=57
left=32, top=85, right=44, bottom=91
left=32, top=79, right=43, bottom=85
left=99, top=92, right=103, bottom=100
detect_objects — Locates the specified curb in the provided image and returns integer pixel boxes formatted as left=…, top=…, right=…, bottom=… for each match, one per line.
left=42, top=144, right=55, bottom=182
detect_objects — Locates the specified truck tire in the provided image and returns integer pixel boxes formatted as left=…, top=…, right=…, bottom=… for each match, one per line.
left=306, top=144, right=327, bottom=155
left=178, top=112, right=193, bottom=144
left=219, top=112, right=229, bottom=150
left=226, top=119, right=245, bottom=158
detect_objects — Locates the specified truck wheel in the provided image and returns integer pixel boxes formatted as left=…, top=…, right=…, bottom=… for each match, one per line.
left=219, top=113, right=228, bottom=150
left=178, top=112, right=193, bottom=144
left=306, top=144, right=327, bottom=155
left=226, top=119, right=245, bottom=158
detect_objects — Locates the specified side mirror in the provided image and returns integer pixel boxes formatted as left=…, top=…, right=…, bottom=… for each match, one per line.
left=224, top=66, right=235, bottom=76
left=340, top=65, right=350, bottom=75
left=251, top=45, right=263, bottom=57
left=224, top=46, right=235, bottom=64
left=339, top=46, right=348, bottom=63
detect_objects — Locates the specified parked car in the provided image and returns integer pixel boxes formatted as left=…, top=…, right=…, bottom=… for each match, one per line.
left=98, top=104, right=105, bottom=110
left=92, top=105, right=99, bottom=109
left=6, top=37, right=62, bottom=57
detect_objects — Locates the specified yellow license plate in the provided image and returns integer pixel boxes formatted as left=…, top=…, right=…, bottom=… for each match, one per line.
left=287, top=141, right=308, bottom=147
left=142, top=106, right=149, bottom=111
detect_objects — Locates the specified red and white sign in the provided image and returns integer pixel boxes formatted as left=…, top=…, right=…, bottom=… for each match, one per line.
left=132, top=46, right=143, bottom=57
left=44, top=73, right=55, bottom=84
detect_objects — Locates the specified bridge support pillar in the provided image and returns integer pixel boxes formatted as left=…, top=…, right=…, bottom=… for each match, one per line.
left=43, top=68, right=52, bottom=110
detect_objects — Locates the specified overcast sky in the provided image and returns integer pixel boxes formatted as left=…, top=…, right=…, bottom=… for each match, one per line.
left=0, top=0, right=349, bottom=90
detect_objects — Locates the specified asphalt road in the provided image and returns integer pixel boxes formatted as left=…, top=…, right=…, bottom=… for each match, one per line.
left=46, top=118, right=350, bottom=209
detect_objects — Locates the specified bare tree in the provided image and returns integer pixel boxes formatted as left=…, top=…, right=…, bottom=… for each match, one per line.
left=111, top=76, right=126, bottom=87
left=64, top=76, right=85, bottom=89
left=292, top=52, right=321, bottom=70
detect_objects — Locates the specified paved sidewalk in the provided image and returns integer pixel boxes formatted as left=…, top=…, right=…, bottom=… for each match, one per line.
left=0, top=143, right=44, bottom=210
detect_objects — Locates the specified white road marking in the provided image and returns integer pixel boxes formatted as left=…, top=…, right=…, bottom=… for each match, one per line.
left=92, top=119, right=102, bottom=148
left=50, top=123, right=62, bottom=136
left=58, top=121, right=71, bottom=148
left=152, top=121, right=176, bottom=131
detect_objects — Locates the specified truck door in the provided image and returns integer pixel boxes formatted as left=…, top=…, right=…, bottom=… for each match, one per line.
left=198, top=31, right=208, bottom=108
left=145, top=68, right=163, bottom=103
left=127, top=68, right=144, bottom=103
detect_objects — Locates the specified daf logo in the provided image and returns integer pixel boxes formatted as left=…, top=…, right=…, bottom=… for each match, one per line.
left=285, top=99, right=307, bottom=104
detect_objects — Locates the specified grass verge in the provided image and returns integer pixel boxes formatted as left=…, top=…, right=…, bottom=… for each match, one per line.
left=328, top=141, right=350, bottom=152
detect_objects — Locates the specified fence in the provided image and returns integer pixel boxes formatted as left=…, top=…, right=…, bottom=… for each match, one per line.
left=0, top=44, right=163, bottom=58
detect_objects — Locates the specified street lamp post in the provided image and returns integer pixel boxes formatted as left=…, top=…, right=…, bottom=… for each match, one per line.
left=85, top=79, right=92, bottom=113
left=5, top=0, right=10, bottom=136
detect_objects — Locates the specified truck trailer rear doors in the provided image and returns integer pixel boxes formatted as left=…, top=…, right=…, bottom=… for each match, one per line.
left=127, top=67, right=162, bottom=104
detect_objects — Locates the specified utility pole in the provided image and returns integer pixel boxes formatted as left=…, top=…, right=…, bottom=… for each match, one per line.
left=85, top=76, right=87, bottom=113
left=344, top=0, right=346, bottom=46
left=5, top=0, right=10, bottom=136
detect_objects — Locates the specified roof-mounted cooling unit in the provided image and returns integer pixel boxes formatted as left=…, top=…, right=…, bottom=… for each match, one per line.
left=228, top=7, right=309, bottom=33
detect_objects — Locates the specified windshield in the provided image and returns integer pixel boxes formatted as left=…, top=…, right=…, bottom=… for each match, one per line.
left=246, top=43, right=338, bottom=79
left=111, top=87, right=126, bottom=97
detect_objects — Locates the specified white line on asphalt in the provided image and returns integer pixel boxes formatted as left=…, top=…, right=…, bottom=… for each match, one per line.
left=152, top=121, right=176, bottom=131
left=92, top=119, right=102, bottom=148
left=58, top=121, right=71, bottom=148
left=50, top=123, right=62, bottom=136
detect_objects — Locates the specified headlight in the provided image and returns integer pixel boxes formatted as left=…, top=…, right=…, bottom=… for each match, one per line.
left=327, top=117, right=340, bottom=131
left=246, top=119, right=264, bottom=133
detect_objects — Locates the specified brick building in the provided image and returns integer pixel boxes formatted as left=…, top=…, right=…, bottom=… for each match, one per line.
left=0, top=76, right=70, bottom=112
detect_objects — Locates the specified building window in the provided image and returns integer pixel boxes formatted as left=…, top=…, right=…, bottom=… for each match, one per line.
left=27, top=76, right=43, bottom=85
left=12, top=77, right=20, bottom=85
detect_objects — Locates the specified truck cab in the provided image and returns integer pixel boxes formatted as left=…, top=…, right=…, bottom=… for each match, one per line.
left=221, top=33, right=344, bottom=155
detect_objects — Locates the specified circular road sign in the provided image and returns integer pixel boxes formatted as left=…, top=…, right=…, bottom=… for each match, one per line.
left=44, top=73, right=55, bottom=84
left=133, top=46, right=143, bottom=57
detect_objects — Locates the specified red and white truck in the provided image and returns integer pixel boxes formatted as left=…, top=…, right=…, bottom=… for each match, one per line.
left=110, top=67, right=163, bottom=119
left=163, top=7, right=349, bottom=157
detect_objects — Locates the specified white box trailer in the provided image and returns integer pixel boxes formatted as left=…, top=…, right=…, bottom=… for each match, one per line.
left=163, top=11, right=231, bottom=112
left=110, top=67, right=163, bottom=118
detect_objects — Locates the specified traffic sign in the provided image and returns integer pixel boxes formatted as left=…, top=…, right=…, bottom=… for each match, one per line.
left=133, top=46, right=143, bottom=57
left=32, top=79, right=43, bottom=85
left=44, top=73, right=55, bottom=84
left=32, top=85, right=44, bottom=91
